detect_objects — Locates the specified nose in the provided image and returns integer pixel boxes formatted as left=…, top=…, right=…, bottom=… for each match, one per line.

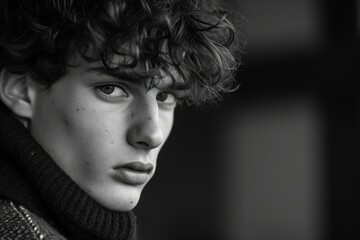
left=127, top=101, right=164, bottom=150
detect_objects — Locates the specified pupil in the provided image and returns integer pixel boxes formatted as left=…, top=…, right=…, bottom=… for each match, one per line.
left=156, top=92, right=168, bottom=101
left=101, top=86, right=115, bottom=94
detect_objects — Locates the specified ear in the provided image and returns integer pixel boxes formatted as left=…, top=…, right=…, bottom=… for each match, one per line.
left=0, top=69, right=36, bottom=119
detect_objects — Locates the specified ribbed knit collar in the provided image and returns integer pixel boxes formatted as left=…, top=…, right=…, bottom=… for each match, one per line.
left=0, top=104, right=136, bottom=240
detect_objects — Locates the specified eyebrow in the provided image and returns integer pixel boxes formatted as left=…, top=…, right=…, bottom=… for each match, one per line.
left=86, top=66, right=146, bottom=85
left=86, top=66, right=124, bottom=79
left=163, top=82, right=190, bottom=91
left=86, top=66, right=190, bottom=91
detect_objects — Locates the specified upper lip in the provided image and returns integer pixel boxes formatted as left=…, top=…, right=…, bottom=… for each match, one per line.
left=115, top=161, right=154, bottom=173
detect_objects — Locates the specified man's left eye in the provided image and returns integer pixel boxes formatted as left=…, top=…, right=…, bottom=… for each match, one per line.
left=156, top=92, right=176, bottom=104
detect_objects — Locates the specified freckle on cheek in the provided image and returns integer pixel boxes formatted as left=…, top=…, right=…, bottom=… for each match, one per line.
left=76, top=108, right=80, bottom=112
left=86, top=161, right=90, bottom=166
left=110, top=141, right=114, bottom=144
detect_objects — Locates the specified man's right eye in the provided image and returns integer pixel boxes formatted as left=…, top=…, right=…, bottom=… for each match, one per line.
left=98, top=85, right=128, bottom=98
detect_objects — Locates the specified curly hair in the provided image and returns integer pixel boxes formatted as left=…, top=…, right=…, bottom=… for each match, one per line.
left=0, top=0, right=242, bottom=104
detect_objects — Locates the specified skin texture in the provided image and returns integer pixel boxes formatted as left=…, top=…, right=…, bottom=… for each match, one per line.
left=27, top=58, right=183, bottom=212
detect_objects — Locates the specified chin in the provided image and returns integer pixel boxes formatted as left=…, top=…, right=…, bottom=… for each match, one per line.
left=112, top=196, right=140, bottom=212
left=90, top=186, right=143, bottom=212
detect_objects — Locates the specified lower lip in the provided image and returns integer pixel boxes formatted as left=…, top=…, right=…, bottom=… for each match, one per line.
left=113, top=168, right=150, bottom=186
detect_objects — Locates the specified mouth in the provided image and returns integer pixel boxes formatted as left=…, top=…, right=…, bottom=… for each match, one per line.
left=113, top=162, right=154, bottom=186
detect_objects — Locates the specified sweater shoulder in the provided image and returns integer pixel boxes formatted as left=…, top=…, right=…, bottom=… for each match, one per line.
left=0, top=199, right=67, bottom=240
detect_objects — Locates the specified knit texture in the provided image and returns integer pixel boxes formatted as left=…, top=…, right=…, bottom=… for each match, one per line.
left=0, top=200, right=68, bottom=240
left=0, top=103, right=137, bottom=240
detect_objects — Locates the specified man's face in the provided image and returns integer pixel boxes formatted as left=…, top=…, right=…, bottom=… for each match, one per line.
left=29, top=58, right=181, bottom=211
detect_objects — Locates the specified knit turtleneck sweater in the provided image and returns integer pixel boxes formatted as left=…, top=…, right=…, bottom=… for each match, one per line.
left=0, top=103, right=137, bottom=240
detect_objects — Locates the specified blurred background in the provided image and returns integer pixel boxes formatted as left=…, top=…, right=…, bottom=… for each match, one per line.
left=135, top=0, right=359, bottom=239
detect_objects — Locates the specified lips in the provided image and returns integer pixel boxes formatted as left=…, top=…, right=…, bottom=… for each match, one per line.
left=113, top=162, right=154, bottom=186
left=121, top=162, right=154, bottom=173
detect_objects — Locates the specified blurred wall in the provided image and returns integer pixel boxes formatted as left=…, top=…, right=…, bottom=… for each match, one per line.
left=221, top=97, right=325, bottom=240
left=136, top=1, right=360, bottom=240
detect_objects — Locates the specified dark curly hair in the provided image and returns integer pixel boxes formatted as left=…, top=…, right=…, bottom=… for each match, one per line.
left=0, top=0, right=242, bottom=104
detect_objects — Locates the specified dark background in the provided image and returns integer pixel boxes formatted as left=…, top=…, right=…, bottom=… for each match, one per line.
left=136, top=1, right=360, bottom=239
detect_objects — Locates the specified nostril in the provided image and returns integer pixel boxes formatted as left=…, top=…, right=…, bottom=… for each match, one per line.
left=136, top=133, right=163, bottom=150
left=136, top=141, right=149, bottom=148
left=127, top=116, right=164, bottom=150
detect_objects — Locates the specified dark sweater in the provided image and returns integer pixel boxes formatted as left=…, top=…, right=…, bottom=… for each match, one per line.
left=0, top=103, right=137, bottom=240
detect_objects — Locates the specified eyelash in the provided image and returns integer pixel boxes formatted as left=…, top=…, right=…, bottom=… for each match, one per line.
left=158, top=92, right=186, bottom=106
left=95, top=84, right=128, bottom=101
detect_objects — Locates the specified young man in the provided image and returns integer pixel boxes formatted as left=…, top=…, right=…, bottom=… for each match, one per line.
left=0, top=0, right=240, bottom=239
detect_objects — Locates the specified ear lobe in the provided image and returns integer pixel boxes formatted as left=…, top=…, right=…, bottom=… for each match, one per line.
left=0, top=69, right=34, bottom=118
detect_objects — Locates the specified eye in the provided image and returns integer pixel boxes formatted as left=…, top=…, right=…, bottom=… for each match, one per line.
left=98, top=85, right=128, bottom=98
left=156, top=92, right=176, bottom=105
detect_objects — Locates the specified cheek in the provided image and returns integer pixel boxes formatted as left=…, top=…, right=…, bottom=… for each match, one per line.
left=161, top=111, right=175, bottom=141
left=60, top=110, right=118, bottom=179
left=65, top=108, right=127, bottom=157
